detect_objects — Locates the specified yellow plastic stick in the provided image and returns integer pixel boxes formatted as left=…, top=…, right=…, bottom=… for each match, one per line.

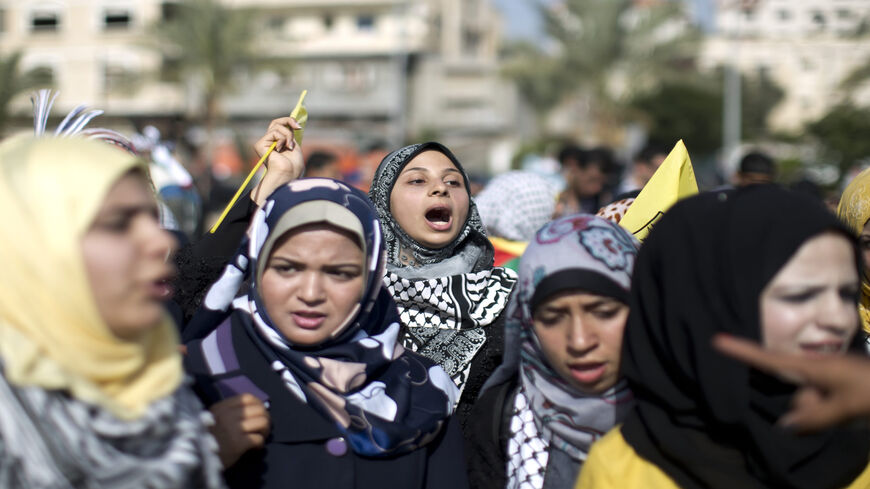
left=209, top=90, right=307, bottom=234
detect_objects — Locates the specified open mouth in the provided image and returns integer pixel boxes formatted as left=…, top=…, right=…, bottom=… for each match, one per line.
left=425, top=206, right=453, bottom=232
left=568, top=362, right=606, bottom=385
left=292, top=311, right=327, bottom=329
left=426, top=207, right=451, bottom=223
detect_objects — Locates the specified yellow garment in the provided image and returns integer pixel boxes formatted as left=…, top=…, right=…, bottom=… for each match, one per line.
left=576, top=427, right=870, bottom=489
left=619, top=140, right=698, bottom=241
left=0, top=135, right=181, bottom=420
left=838, top=167, right=870, bottom=335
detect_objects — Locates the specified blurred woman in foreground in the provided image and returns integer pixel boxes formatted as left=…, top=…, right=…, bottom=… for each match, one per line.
left=0, top=135, right=223, bottom=488
left=579, top=185, right=870, bottom=489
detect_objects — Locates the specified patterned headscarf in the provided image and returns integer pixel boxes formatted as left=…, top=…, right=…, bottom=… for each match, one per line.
left=475, top=171, right=559, bottom=242
left=486, top=214, right=638, bottom=489
left=838, top=167, right=870, bottom=334
left=369, top=142, right=494, bottom=277
left=192, top=178, right=458, bottom=456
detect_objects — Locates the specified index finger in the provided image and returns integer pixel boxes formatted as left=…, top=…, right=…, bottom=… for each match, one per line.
left=712, top=334, right=807, bottom=384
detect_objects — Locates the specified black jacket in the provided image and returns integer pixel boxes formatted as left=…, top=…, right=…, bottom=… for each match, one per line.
left=465, top=375, right=518, bottom=489
left=185, top=316, right=470, bottom=489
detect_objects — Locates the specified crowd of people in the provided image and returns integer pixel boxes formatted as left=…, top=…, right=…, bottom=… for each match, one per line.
left=3, top=95, right=870, bottom=489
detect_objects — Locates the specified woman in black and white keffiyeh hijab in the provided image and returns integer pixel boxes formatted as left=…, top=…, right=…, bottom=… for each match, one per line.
left=369, top=142, right=517, bottom=428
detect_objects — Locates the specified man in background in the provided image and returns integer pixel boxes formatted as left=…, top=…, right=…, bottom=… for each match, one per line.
left=735, top=151, right=776, bottom=187
left=304, top=150, right=342, bottom=180
left=554, top=144, right=612, bottom=217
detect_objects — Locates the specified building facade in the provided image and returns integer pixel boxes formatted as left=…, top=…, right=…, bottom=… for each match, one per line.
left=0, top=0, right=517, bottom=171
left=701, top=0, right=870, bottom=132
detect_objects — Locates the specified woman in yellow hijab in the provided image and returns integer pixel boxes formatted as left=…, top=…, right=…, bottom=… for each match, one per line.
left=838, top=167, right=870, bottom=337
left=0, top=135, right=223, bottom=488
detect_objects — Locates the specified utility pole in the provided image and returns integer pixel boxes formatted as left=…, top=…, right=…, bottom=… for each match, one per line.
left=722, top=0, right=760, bottom=165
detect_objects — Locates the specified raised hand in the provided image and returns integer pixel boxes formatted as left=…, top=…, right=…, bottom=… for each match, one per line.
left=252, top=116, right=305, bottom=206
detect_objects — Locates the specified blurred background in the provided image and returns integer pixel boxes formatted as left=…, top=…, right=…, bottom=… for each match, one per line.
left=2, top=0, right=870, bottom=229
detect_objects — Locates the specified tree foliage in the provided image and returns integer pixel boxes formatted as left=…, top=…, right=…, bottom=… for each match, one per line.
left=629, top=70, right=784, bottom=156
left=503, top=0, right=701, bottom=125
left=150, top=0, right=258, bottom=126
left=0, top=51, right=46, bottom=135
left=807, top=104, right=870, bottom=182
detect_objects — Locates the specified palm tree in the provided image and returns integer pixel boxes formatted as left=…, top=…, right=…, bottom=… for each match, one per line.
left=150, top=0, right=258, bottom=133
left=504, top=0, right=700, bottom=138
left=0, top=51, right=46, bottom=136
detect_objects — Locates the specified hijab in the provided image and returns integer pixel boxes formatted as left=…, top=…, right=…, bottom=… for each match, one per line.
left=193, top=178, right=458, bottom=456
left=486, top=214, right=637, bottom=489
left=0, top=135, right=182, bottom=419
left=621, top=185, right=870, bottom=489
left=370, top=141, right=494, bottom=277
left=838, top=167, right=870, bottom=334
left=0, top=135, right=221, bottom=488
left=369, top=143, right=516, bottom=400
left=475, top=171, right=558, bottom=242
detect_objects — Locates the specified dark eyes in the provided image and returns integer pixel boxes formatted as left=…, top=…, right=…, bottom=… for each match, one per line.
left=781, top=288, right=860, bottom=303
left=591, top=308, right=621, bottom=319
left=270, top=264, right=360, bottom=280
left=404, top=177, right=462, bottom=187
left=534, top=307, right=621, bottom=325
left=271, top=264, right=297, bottom=273
left=98, top=210, right=159, bottom=233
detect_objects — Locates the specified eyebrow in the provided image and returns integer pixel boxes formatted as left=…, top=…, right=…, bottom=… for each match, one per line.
left=97, top=204, right=158, bottom=218
left=400, top=166, right=462, bottom=175
left=269, top=256, right=362, bottom=269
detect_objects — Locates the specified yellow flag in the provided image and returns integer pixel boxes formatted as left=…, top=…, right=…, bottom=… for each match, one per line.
left=290, top=90, right=308, bottom=143
left=208, top=90, right=308, bottom=234
left=619, top=139, right=698, bottom=241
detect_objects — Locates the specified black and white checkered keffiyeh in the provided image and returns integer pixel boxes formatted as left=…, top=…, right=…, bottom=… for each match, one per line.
left=0, top=369, right=224, bottom=489
left=384, top=266, right=515, bottom=398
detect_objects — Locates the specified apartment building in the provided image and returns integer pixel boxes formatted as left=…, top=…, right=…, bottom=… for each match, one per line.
left=0, top=0, right=517, bottom=169
left=701, top=0, right=870, bottom=132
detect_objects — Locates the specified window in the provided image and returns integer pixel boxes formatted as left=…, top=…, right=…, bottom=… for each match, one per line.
left=161, top=2, right=178, bottom=22
left=777, top=9, right=791, bottom=21
left=160, top=57, right=181, bottom=82
left=323, top=15, right=334, bottom=30
left=837, top=9, right=852, bottom=20
left=103, top=8, right=132, bottom=29
left=811, top=11, right=826, bottom=27
left=356, top=15, right=374, bottom=32
left=31, top=10, right=60, bottom=32
left=268, top=16, right=284, bottom=32
left=0, top=8, right=6, bottom=34
left=103, top=64, right=139, bottom=94
left=29, top=66, right=55, bottom=86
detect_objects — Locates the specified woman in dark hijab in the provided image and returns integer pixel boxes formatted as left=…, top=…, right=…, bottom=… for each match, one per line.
left=369, top=143, right=516, bottom=427
left=578, top=185, right=870, bottom=488
left=184, top=179, right=467, bottom=489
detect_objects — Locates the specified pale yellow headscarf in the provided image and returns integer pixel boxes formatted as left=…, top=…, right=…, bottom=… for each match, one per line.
left=838, top=166, right=870, bottom=335
left=0, top=135, right=182, bottom=420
